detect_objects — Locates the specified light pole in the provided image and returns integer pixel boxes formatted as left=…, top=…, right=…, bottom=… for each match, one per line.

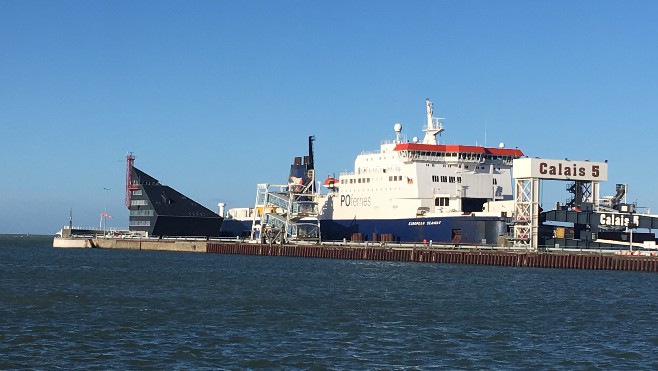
left=628, top=220, right=636, bottom=253
left=103, top=187, right=111, bottom=234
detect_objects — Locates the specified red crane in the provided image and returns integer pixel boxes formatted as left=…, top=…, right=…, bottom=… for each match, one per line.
left=125, top=152, right=140, bottom=209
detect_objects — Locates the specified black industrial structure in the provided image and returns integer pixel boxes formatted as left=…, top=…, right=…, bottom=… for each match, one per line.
left=126, top=154, right=222, bottom=237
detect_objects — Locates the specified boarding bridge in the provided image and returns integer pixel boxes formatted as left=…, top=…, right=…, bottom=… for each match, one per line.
left=541, top=209, right=658, bottom=249
left=251, top=183, right=321, bottom=244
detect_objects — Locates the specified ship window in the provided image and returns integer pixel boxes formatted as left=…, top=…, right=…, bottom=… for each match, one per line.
left=465, top=166, right=469, bottom=169
left=449, top=176, right=456, bottom=183
left=493, top=178, right=498, bottom=185
left=457, top=177, right=462, bottom=183
left=441, top=176, right=447, bottom=182
left=132, top=190, right=142, bottom=196
left=435, top=197, right=449, bottom=207
left=131, top=199, right=148, bottom=206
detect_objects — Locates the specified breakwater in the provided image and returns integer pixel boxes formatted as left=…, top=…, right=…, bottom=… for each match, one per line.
left=53, top=237, right=206, bottom=252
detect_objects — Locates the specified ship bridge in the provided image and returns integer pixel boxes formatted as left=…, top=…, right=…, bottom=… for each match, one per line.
left=393, top=143, right=524, bottom=164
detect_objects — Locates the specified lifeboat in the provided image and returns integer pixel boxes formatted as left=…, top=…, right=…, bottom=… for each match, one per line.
left=323, top=176, right=339, bottom=189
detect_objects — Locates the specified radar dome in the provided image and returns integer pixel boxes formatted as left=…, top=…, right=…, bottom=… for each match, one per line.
left=394, top=123, right=402, bottom=133
left=412, top=137, right=418, bottom=143
left=499, top=142, right=505, bottom=149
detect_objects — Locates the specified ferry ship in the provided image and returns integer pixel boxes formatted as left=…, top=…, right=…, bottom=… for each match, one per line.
left=315, top=98, right=523, bottom=244
left=238, top=98, right=525, bottom=244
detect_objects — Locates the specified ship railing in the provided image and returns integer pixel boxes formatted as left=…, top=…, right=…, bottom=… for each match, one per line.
left=381, top=137, right=406, bottom=145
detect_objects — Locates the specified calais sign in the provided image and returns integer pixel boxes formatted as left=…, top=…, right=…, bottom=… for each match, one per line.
left=513, top=158, right=608, bottom=181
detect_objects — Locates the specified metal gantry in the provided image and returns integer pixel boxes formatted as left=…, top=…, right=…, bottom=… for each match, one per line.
left=250, top=182, right=321, bottom=244
left=513, top=177, right=539, bottom=249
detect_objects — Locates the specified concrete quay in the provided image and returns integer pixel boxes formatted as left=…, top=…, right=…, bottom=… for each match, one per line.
left=53, top=237, right=658, bottom=272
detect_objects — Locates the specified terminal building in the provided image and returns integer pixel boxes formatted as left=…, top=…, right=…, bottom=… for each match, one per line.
left=125, top=154, right=222, bottom=237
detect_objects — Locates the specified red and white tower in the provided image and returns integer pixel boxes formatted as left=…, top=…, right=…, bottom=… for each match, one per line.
left=125, top=152, right=139, bottom=209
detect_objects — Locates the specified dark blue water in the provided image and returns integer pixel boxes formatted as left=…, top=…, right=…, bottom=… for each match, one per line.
left=2, top=235, right=658, bottom=370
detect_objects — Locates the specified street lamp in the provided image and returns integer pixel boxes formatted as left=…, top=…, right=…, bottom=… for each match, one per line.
left=103, top=187, right=111, bottom=234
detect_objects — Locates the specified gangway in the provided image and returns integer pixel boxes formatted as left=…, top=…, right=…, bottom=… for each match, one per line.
left=263, top=192, right=290, bottom=211
left=250, top=183, right=321, bottom=244
left=250, top=136, right=321, bottom=244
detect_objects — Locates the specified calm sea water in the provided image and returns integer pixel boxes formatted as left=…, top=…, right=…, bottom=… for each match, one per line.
left=1, top=235, right=658, bottom=370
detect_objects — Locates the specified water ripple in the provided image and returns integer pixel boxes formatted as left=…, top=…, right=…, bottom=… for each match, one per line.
left=1, top=236, right=658, bottom=369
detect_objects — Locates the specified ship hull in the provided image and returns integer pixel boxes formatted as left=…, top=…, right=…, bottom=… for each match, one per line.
left=320, top=216, right=508, bottom=244
left=219, top=219, right=253, bottom=238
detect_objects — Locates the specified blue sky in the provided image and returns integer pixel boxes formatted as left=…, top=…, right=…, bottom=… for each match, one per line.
left=1, top=1, right=657, bottom=234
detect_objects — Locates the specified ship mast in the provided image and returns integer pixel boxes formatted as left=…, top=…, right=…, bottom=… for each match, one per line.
left=422, top=98, right=444, bottom=144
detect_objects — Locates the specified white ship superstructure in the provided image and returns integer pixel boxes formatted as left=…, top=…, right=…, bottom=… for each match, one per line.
left=316, top=99, right=524, bottom=243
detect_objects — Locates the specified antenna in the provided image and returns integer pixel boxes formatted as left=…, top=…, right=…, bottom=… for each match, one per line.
left=394, top=123, right=402, bottom=143
left=422, top=98, right=444, bottom=144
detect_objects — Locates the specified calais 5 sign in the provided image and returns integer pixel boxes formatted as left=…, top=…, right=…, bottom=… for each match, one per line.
left=513, top=158, right=608, bottom=181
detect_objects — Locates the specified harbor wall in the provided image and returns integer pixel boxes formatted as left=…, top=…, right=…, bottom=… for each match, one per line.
left=93, top=238, right=206, bottom=252
left=53, top=238, right=94, bottom=248
left=208, top=243, right=658, bottom=272
left=52, top=237, right=658, bottom=272
left=53, top=237, right=207, bottom=252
